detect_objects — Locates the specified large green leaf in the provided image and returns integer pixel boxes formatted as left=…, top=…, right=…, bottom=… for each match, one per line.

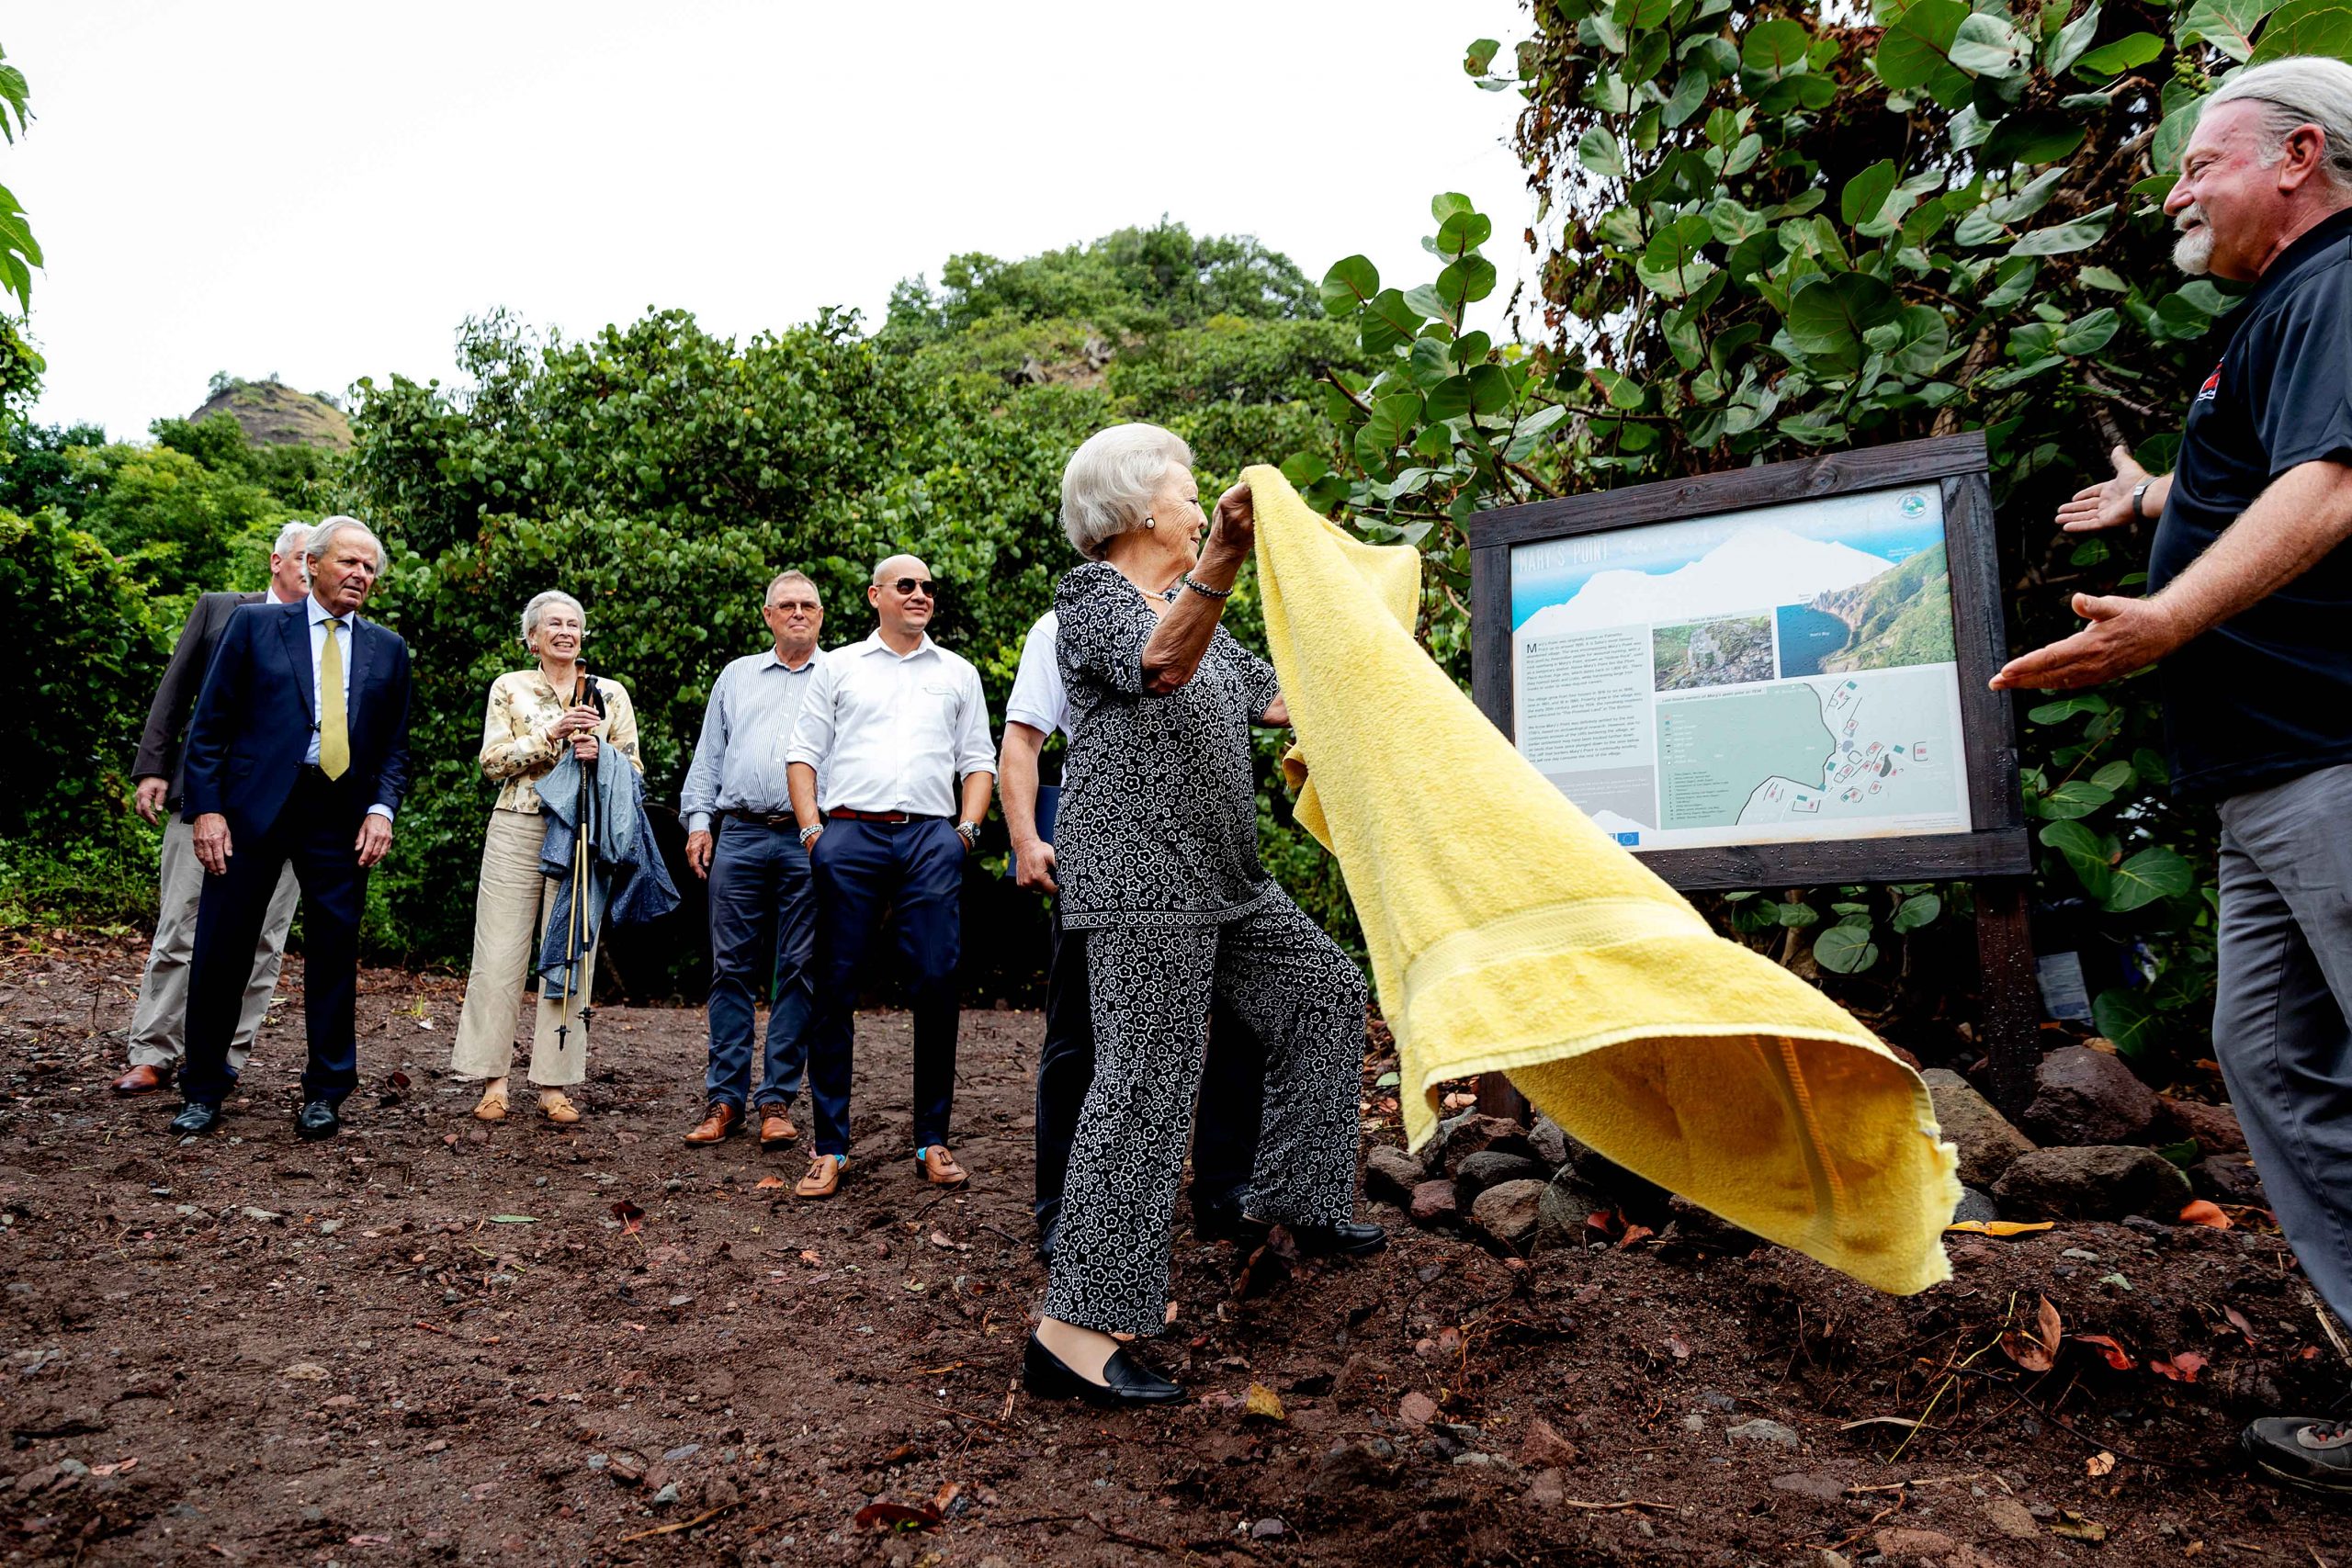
left=1579, top=125, right=1627, bottom=179
left=1784, top=272, right=1902, bottom=373
left=1875, top=0, right=1968, bottom=91
left=1950, top=11, right=2032, bottom=74
left=2040, top=779, right=2117, bottom=818
left=1841, top=159, right=1899, bottom=228
left=1813, top=922, right=1881, bottom=974
left=2250, top=0, right=2352, bottom=61
left=2010, top=204, right=2115, bottom=255
left=1318, top=255, right=1378, bottom=316
left=2105, top=844, right=2197, bottom=910
left=2177, top=0, right=2283, bottom=60
left=2041, top=818, right=2117, bottom=899
left=1741, top=17, right=1812, bottom=77
left=2046, top=1, right=2106, bottom=73
left=2073, top=31, right=2165, bottom=75
left=2092, top=988, right=2161, bottom=1060
left=1436, top=209, right=1494, bottom=255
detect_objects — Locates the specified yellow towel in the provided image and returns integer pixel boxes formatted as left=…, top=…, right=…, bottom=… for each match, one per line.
left=1245, top=465, right=1958, bottom=1295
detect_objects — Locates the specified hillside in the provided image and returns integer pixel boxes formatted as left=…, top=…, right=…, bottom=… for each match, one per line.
left=1813, top=541, right=1955, bottom=672
left=187, top=378, right=352, bottom=450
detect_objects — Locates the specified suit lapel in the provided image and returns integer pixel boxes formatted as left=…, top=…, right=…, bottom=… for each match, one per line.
left=276, top=602, right=316, bottom=722
left=346, top=617, right=377, bottom=735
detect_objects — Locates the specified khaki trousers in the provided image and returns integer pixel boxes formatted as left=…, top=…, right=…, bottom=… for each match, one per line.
left=126, top=813, right=298, bottom=1072
left=450, top=807, right=595, bottom=1087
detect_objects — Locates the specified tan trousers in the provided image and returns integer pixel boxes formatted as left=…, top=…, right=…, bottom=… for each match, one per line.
left=449, top=808, right=596, bottom=1087
left=127, top=813, right=299, bottom=1072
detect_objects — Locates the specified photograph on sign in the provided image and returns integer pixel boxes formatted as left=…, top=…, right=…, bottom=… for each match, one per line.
left=1508, top=483, right=1973, bottom=852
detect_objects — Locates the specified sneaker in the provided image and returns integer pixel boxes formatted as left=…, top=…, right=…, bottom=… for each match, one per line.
left=2241, top=1416, right=2352, bottom=1495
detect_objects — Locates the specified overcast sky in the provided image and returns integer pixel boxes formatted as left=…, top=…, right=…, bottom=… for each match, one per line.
left=9, top=2, right=1536, bottom=442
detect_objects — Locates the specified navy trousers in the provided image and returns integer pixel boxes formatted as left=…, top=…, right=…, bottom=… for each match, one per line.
left=182, top=772, right=368, bottom=1108
left=806, top=817, right=965, bottom=1158
left=702, top=818, right=819, bottom=1111
left=1035, top=917, right=1265, bottom=1231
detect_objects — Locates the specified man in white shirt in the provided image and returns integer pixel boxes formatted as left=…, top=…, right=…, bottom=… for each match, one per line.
left=786, top=554, right=995, bottom=1199
left=999, top=609, right=1268, bottom=1259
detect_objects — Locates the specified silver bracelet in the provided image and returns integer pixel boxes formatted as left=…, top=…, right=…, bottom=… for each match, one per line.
left=798, top=824, right=823, bottom=845
left=1182, top=575, right=1233, bottom=600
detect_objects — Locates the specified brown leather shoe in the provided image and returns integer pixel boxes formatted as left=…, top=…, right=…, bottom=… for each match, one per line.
left=795, top=1154, right=846, bottom=1199
left=919, top=1145, right=968, bottom=1190
left=113, top=1064, right=172, bottom=1096
left=682, top=1102, right=741, bottom=1145
left=757, top=1109, right=797, bottom=1147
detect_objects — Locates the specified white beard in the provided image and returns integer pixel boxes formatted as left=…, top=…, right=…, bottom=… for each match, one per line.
left=2173, top=205, right=2214, bottom=276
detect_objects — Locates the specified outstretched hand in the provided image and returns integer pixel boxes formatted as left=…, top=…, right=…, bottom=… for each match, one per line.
left=1206, top=481, right=1256, bottom=561
left=2056, top=445, right=2151, bottom=534
left=1990, top=592, right=2183, bottom=692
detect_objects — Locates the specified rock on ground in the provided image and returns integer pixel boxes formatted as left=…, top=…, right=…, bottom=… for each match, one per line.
left=1363, top=1145, right=1422, bottom=1207
left=1454, top=1150, right=1551, bottom=1206
left=2020, top=1045, right=2159, bottom=1145
left=1993, top=1143, right=2193, bottom=1221
left=1952, top=1186, right=2000, bottom=1224
left=1427, top=1111, right=1536, bottom=1176
left=2163, top=1095, right=2247, bottom=1152
left=2192, top=1152, right=2267, bottom=1204
left=1920, top=1067, right=2036, bottom=1187
left=1409, top=1179, right=1459, bottom=1226
left=1469, top=1179, right=1547, bottom=1250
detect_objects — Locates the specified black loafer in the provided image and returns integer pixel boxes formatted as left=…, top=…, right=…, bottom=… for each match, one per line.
left=1220, top=1214, right=1390, bottom=1258
left=1023, top=1333, right=1184, bottom=1407
left=2242, top=1416, right=2352, bottom=1495
left=293, top=1100, right=342, bottom=1141
left=169, top=1101, right=220, bottom=1136
left=1036, top=1214, right=1061, bottom=1266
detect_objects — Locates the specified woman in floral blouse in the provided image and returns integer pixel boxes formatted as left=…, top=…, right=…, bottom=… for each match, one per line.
left=450, top=590, right=641, bottom=1123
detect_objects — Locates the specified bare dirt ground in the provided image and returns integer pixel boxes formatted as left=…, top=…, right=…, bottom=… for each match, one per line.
left=1, top=931, right=2347, bottom=1567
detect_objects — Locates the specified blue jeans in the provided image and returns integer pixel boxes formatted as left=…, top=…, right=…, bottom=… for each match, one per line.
left=702, top=818, right=818, bottom=1111
left=807, top=816, right=966, bottom=1158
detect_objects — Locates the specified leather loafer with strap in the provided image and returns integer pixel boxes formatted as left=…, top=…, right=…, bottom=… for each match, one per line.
left=1022, top=1333, right=1184, bottom=1407
left=114, top=1064, right=172, bottom=1096
left=796, top=1154, right=847, bottom=1200
left=682, top=1103, right=741, bottom=1145
left=917, top=1144, right=968, bottom=1189
left=168, top=1101, right=219, bottom=1136
left=2242, top=1416, right=2352, bottom=1495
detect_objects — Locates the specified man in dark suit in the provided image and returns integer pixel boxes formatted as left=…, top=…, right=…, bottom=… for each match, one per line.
left=170, top=516, right=413, bottom=1141
left=114, top=523, right=311, bottom=1096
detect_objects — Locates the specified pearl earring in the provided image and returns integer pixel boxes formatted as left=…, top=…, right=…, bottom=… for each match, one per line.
left=1144, top=516, right=1157, bottom=529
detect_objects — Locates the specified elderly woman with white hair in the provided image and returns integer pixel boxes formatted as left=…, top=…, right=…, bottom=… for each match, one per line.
left=1024, top=423, right=1383, bottom=1410
left=449, top=590, right=642, bottom=1123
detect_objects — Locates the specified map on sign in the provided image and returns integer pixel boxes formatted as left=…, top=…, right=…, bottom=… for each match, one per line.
left=1509, top=485, right=1972, bottom=852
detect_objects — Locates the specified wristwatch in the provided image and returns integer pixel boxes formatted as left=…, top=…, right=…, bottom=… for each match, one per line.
left=955, top=820, right=982, bottom=849
left=797, top=823, right=823, bottom=846
left=2132, top=477, right=2156, bottom=519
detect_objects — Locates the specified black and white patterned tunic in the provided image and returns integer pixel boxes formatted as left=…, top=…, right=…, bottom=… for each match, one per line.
left=1042, top=558, right=1368, bottom=1338
left=1053, top=560, right=1283, bottom=931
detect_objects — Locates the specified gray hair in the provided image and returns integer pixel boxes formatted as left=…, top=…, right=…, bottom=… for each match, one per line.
left=2208, top=55, right=2352, bottom=186
left=520, top=589, right=586, bottom=649
left=306, top=514, right=386, bottom=573
left=1058, top=423, right=1193, bottom=559
left=270, top=521, right=311, bottom=559
left=765, top=569, right=820, bottom=604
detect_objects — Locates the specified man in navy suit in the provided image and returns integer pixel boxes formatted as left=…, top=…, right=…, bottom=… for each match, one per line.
left=171, top=516, right=413, bottom=1141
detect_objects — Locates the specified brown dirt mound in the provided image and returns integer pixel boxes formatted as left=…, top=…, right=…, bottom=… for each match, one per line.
left=0, top=931, right=2346, bottom=1564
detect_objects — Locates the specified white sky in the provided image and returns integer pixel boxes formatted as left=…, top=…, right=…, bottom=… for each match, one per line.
left=8, top=2, right=1536, bottom=442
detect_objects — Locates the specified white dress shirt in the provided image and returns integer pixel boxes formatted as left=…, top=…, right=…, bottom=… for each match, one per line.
left=786, top=631, right=995, bottom=818
left=303, top=593, right=393, bottom=822
left=1004, top=611, right=1068, bottom=740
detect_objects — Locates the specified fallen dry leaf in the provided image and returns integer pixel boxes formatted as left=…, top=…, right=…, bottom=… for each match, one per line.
left=2000, top=1295, right=2063, bottom=1374
left=853, top=1500, right=943, bottom=1532
left=1242, top=1382, right=1287, bottom=1422
left=87, top=1458, right=138, bottom=1478
left=798, top=1249, right=822, bottom=1266
left=753, top=1176, right=786, bottom=1190
left=2051, top=1509, right=2109, bottom=1541
left=2178, top=1200, right=2231, bottom=1229
left=1943, top=1220, right=2055, bottom=1237
left=2222, top=1306, right=2257, bottom=1345
left=2150, top=1350, right=2207, bottom=1382
left=2074, top=1333, right=2135, bottom=1371
left=610, top=1199, right=645, bottom=1236
left=2086, top=1450, right=2117, bottom=1477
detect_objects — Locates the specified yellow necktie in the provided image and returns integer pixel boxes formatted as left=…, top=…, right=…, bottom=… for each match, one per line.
left=319, top=619, right=350, bottom=780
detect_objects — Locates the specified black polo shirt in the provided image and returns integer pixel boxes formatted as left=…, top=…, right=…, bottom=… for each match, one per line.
left=2150, top=205, right=2352, bottom=798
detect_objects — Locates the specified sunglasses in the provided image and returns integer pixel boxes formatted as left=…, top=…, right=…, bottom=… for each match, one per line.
left=888, top=578, right=937, bottom=599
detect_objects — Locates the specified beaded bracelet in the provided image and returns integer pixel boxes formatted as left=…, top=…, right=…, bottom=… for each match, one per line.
left=1182, top=575, right=1233, bottom=600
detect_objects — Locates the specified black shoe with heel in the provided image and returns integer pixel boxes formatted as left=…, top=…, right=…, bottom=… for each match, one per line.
left=1023, top=1333, right=1184, bottom=1407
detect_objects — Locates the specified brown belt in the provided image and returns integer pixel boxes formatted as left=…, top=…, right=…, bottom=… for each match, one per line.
left=723, top=808, right=797, bottom=828
left=827, top=807, right=936, bottom=824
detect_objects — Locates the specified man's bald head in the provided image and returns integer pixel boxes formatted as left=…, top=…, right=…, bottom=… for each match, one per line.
left=872, top=553, right=928, bottom=585
left=867, top=553, right=937, bottom=647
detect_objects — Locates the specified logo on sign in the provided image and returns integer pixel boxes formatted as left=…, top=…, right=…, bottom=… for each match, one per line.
left=1897, top=491, right=1928, bottom=518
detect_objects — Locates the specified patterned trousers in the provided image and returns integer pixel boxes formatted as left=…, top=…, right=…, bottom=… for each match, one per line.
left=1044, top=890, right=1367, bottom=1337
